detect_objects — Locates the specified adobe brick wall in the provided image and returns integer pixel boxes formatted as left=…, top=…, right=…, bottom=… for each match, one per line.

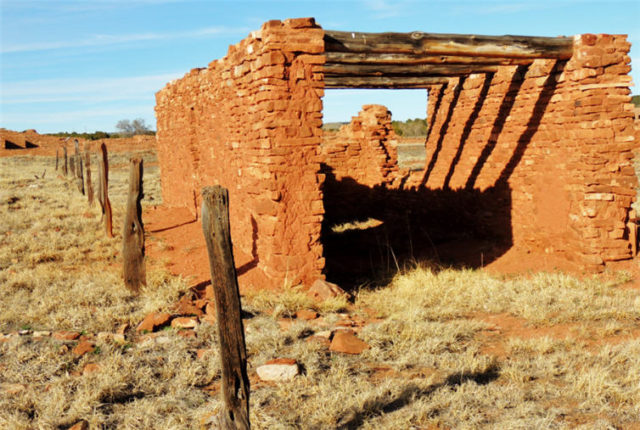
left=410, top=34, right=637, bottom=271
left=320, top=104, right=399, bottom=187
left=156, top=22, right=637, bottom=287
left=155, top=18, right=325, bottom=289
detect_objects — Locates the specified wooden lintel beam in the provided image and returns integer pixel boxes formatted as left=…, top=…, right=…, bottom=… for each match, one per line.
left=324, top=30, right=573, bottom=60
left=325, top=51, right=534, bottom=66
left=324, top=75, right=449, bottom=89
left=323, top=62, right=499, bottom=77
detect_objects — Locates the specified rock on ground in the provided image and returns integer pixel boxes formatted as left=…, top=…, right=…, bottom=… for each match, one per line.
left=308, top=279, right=348, bottom=301
left=329, top=330, right=370, bottom=354
left=256, top=358, right=299, bottom=381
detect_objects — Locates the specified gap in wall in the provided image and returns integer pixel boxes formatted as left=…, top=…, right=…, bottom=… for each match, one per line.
left=321, top=89, right=429, bottom=289
left=320, top=88, right=514, bottom=289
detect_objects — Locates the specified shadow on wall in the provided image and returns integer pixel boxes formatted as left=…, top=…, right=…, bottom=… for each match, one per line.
left=321, top=165, right=513, bottom=288
left=4, top=140, right=23, bottom=150
left=2, top=140, right=39, bottom=149
left=321, top=61, right=564, bottom=289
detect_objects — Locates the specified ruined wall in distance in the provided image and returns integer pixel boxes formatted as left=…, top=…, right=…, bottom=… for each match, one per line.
left=320, top=104, right=399, bottom=187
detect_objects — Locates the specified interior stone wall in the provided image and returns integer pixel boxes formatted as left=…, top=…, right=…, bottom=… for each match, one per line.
left=406, top=33, right=637, bottom=271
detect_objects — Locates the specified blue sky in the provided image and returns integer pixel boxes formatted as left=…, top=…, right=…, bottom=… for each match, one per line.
left=1, top=0, right=638, bottom=133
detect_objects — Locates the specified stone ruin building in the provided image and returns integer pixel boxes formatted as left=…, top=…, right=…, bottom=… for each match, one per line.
left=155, top=17, right=638, bottom=289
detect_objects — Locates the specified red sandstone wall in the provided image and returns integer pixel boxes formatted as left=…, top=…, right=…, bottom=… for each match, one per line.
left=155, top=18, right=325, bottom=289
left=414, top=34, right=637, bottom=270
left=156, top=24, right=637, bottom=283
left=321, top=104, right=399, bottom=187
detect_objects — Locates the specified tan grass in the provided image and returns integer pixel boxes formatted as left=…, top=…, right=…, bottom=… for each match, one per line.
left=357, top=265, right=640, bottom=325
left=244, top=286, right=350, bottom=318
left=0, top=155, right=177, bottom=333
left=330, top=217, right=384, bottom=234
left=0, top=326, right=219, bottom=428
left=2, top=154, right=640, bottom=429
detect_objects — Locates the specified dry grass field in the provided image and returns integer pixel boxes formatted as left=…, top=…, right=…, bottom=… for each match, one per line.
left=1, top=150, right=640, bottom=429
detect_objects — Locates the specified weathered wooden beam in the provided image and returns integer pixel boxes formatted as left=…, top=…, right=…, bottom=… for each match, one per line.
left=74, top=140, right=84, bottom=195
left=84, top=150, right=94, bottom=206
left=323, top=62, right=499, bottom=77
left=55, top=148, right=59, bottom=171
left=97, top=158, right=104, bottom=211
left=78, top=156, right=85, bottom=194
left=98, top=143, right=113, bottom=238
left=324, top=30, right=573, bottom=59
left=74, top=141, right=80, bottom=169
left=325, top=75, right=448, bottom=89
left=122, top=158, right=146, bottom=293
left=325, top=51, right=534, bottom=66
left=69, top=152, right=75, bottom=177
left=201, top=186, right=250, bottom=430
left=629, top=210, right=637, bottom=257
left=63, top=146, right=68, bottom=176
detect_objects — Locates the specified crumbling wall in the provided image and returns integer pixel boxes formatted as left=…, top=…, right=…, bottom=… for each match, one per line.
left=413, top=34, right=636, bottom=271
left=156, top=23, right=637, bottom=285
left=155, top=18, right=325, bottom=289
left=320, top=104, right=399, bottom=187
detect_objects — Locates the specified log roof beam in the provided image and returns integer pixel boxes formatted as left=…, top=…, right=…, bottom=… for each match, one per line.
left=322, top=30, right=573, bottom=88
left=324, top=75, right=450, bottom=89
left=324, top=30, right=574, bottom=60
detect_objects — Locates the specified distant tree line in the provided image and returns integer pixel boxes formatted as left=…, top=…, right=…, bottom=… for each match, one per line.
left=392, top=118, right=428, bottom=137
left=47, top=131, right=113, bottom=140
left=115, top=118, right=154, bottom=136
left=323, top=117, right=429, bottom=137
left=46, top=118, right=155, bottom=140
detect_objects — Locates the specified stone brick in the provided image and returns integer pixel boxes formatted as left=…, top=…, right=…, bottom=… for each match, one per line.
left=155, top=22, right=636, bottom=288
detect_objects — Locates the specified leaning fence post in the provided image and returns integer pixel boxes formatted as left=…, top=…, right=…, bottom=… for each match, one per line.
left=98, top=143, right=113, bottom=238
left=77, top=156, right=85, bottom=195
left=64, top=145, right=69, bottom=176
left=122, top=158, right=146, bottom=292
left=69, top=153, right=75, bottom=177
left=84, top=150, right=94, bottom=206
left=74, top=139, right=85, bottom=195
left=629, top=210, right=637, bottom=257
left=97, top=154, right=104, bottom=211
left=201, top=186, right=250, bottom=430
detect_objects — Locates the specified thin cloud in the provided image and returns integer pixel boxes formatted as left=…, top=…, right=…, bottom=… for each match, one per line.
left=1, top=73, right=182, bottom=103
left=1, top=105, right=154, bottom=125
left=2, top=0, right=184, bottom=14
left=2, top=26, right=249, bottom=54
left=362, top=0, right=404, bottom=19
left=450, top=2, right=554, bottom=16
left=483, top=3, right=550, bottom=14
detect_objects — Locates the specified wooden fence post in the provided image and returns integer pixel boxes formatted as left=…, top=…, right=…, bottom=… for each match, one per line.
left=201, top=186, right=250, bottom=430
left=62, top=145, right=68, bottom=176
left=77, top=156, right=85, bottom=194
left=85, top=150, right=94, bottom=206
left=69, top=152, right=75, bottom=176
left=74, top=140, right=84, bottom=194
left=629, top=210, right=637, bottom=257
left=122, top=158, right=146, bottom=292
left=98, top=143, right=113, bottom=237
left=97, top=154, right=104, bottom=210
left=55, top=148, right=59, bottom=171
